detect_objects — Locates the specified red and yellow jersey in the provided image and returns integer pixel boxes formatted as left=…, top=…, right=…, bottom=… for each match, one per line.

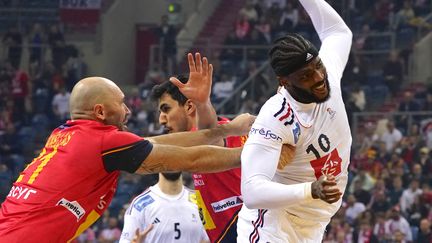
left=193, top=118, right=246, bottom=243
left=0, top=120, right=153, bottom=243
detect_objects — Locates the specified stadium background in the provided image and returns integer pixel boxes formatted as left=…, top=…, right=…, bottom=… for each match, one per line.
left=0, top=0, right=431, bottom=241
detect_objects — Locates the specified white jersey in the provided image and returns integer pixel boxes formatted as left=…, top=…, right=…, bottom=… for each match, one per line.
left=238, top=0, right=353, bottom=242
left=120, top=185, right=209, bottom=243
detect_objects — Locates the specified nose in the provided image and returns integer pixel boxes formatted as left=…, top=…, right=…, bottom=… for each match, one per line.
left=159, top=113, right=167, bottom=125
left=313, top=70, right=325, bottom=83
left=124, top=105, right=131, bottom=115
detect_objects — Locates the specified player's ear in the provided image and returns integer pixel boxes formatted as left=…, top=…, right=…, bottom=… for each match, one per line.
left=185, top=99, right=196, bottom=115
left=94, top=104, right=106, bottom=121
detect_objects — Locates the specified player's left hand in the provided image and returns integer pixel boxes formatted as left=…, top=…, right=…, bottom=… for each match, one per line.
left=225, top=113, right=256, bottom=136
left=131, top=224, right=153, bottom=243
left=311, top=175, right=342, bottom=204
left=170, top=52, right=213, bottom=104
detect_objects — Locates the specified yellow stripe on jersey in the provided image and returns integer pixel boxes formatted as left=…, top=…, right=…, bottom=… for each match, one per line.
left=194, top=190, right=216, bottom=230
left=102, top=145, right=134, bottom=156
left=67, top=210, right=101, bottom=243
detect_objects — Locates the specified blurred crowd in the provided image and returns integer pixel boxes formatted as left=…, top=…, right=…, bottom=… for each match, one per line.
left=0, top=0, right=431, bottom=242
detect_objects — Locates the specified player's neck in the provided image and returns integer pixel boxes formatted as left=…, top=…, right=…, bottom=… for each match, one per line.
left=157, top=177, right=183, bottom=195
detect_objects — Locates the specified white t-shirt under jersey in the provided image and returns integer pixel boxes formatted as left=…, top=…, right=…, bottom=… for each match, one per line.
left=120, top=185, right=209, bottom=243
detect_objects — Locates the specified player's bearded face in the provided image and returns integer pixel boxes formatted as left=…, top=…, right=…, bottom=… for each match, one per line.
left=158, top=94, right=190, bottom=133
left=103, top=94, right=130, bottom=131
left=284, top=58, right=331, bottom=104
left=161, top=172, right=182, bottom=181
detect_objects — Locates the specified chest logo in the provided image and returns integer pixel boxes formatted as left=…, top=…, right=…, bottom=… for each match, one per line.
left=310, top=148, right=342, bottom=179
left=326, top=108, right=336, bottom=120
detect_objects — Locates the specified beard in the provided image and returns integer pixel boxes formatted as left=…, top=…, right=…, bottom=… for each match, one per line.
left=161, top=172, right=182, bottom=181
left=289, top=76, right=331, bottom=104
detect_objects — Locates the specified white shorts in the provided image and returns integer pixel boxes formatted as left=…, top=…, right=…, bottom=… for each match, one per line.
left=237, top=207, right=329, bottom=243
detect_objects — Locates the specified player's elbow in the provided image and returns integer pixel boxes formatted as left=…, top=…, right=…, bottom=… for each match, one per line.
left=241, top=181, right=265, bottom=209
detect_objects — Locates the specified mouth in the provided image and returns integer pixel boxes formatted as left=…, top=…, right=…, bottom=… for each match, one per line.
left=312, top=81, right=327, bottom=95
left=163, top=126, right=172, bottom=134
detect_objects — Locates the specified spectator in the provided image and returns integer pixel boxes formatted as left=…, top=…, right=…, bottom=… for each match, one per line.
left=417, top=218, right=432, bottom=242
left=254, top=16, right=272, bottom=43
left=369, top=190, right=391, bottom=213
left=417, top=147, right=432, bottom=178
left=51, top=86, right=71, bottom=124
left=354, top=24, right=373, bottom=50
left=384, top=207, right=412, bottom=242
left=155, top=15, right=178, bottom=74
left=2, top=26, right=22, bottom=69
left=350, top=83, right=366, bottom=111
left=345, top=195, right=366, bottom=225
left=356, top=219, right=379, bottom=243
left=48, top=24, right=66, bottom=71
left=235, top=13, right=251, bottom=40
left=239, top=0, right=258, bottom=23
left=372, top=0, right=393, bottom=31
left=279, top=2, right=299, bottom=33
left=381, top=120, right=403, bottom=153
left=389, top=176, right=405, bottom=206
left=373, top=213, right=387, bottom=241
left=353, top=179, right=372, bottom=205
left=212, top=74, right=235, bottom=104
left=98, top=217, right=121, bottom=243
left=400, top=179, right=423, bottom=215
left=383, top=50, right=404, bottom=93
left=29, top=23, right=45, bottom=65
left=398, top=91, right=421, bottom=131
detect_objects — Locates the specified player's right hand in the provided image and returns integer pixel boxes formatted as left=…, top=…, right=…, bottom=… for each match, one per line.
left=169, top=52, right=213, bottom=104
left=225, top=113, right=256, bottom=136
left=311, top=175, right=342, bottom=204
left=131, top=224, right=153, bottom=243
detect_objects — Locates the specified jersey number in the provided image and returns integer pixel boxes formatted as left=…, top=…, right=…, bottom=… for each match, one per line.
left=16, top=147, right=58, bottom=184
left=174, top=222, right=181, bottom=240
left=306, top=133, right=342, bottom=179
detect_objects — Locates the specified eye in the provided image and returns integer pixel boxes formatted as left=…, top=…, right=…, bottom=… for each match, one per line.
left=317, top=61, right=324, bottom=69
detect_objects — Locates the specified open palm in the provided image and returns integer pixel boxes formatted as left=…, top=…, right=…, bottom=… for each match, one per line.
left=169, top=52, right=213, bottom=104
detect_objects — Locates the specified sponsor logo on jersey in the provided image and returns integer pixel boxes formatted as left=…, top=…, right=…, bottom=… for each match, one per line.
left=273, top=98, right=295, bottom=126
left=7, top=186, right=37, bottom=200
left=327, top=107, right=336, bottom=120
left=292, top=122, right=301, bottom=144
left=310, top=148, right=342, bottom=179
left=57, top=198, right=86, bottom=221
left=134, top=195, right=154, bottom=212
left=250, top=127, right=282, bottom=142
left=211, top=196, right=243, bottom=213
left=152, top=217, right=161, bottom=224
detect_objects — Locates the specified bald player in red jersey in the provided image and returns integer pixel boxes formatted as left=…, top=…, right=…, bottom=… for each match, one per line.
left=0, top=76, right=254, bottom=243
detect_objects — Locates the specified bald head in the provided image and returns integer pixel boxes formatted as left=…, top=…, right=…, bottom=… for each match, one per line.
left=70, top=77, right=123, bottom=120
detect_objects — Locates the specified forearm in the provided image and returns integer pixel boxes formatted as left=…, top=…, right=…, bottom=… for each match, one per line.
left=183, top=146, right=241, bottom=172
left=242, top=175, right=313, bottom=209
left=299, top=0, right=351, bottom=40
left=196, top=100, right=218, bottom=130
left=241, top=143, right=313, bottom=209
left=147, top=124, right=228, bottom=146
left=135, top=143, right=241, bottom=174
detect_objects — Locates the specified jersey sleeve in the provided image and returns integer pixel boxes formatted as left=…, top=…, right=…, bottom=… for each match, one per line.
left=299, top=0, right=352, bottom=85
left=241, top=96, right=313, bottom=209
left=101, top=131, right=153, bottom=173
left=120, top=204, right=145, bottom=243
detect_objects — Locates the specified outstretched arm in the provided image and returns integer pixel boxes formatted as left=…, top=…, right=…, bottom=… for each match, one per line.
left=299, top=0, right=352, bottom=79
left=147, top=113, right=254, bottom=146
left=135, top=144, right=242, bottom=174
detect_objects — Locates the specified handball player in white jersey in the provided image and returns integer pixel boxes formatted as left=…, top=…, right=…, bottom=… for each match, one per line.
left=237, top=0, right=353, bottom=242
